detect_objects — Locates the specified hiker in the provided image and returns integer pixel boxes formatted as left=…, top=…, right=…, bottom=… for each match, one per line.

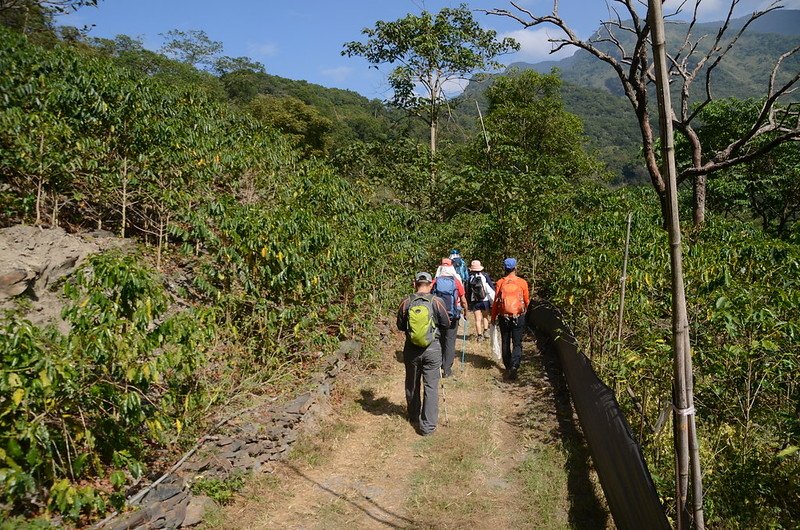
left=397, top=272, right=451, bottom=435
left=491, top=258, right=530, bottom=380
left=432, top=258, right=468, bottom=378
left=449, top=249, right=469, bottom=285
left=466, top=260, right=495, bottom=341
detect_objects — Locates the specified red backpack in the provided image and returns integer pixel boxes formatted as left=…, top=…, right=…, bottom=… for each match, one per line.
left=499, top=278, right=526, bottom=315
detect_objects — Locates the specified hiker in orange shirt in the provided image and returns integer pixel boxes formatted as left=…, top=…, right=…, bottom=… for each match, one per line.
left=491, top=258, right=530, bottom=380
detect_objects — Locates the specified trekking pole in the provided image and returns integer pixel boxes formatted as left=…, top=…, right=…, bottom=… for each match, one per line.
left=440, top=369, right=449, bottom=425
left=461, top=318, right=468, bottom=372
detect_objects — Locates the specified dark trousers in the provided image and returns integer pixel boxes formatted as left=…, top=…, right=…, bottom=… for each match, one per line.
left=499, top=314, right=525, bottom=371
left=440, top=317, right=459, bottom=377
left=404, top=345, right=441, bottom=434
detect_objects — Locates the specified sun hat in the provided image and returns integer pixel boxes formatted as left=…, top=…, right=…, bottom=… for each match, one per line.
left=503, top=257, right=517, bottom=271
left=415, top=271, right=432, bottom=283
left=469, top=260, right=484, bottom=271
left=440, top=257, right=453, bottom=266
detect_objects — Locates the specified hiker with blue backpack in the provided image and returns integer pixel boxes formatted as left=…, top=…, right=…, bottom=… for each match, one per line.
left=449, top=249, right=470, bottom=285
left=432, top=258, right=468, bottom=378
left=397, top=272, right=451, bottom=436
left=466, top=260, right=495, bottom=342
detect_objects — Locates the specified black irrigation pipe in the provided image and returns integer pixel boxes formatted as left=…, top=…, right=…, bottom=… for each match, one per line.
left=528, top=300, right=670, bottom=530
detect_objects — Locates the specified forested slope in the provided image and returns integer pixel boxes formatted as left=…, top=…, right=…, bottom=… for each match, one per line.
left=0, top=26, right=444, bottom=526
left=1, top=5, right=799, bottom=529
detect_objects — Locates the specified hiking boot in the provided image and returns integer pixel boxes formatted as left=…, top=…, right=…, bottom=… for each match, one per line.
left=509, top=368, right=518, bottom=381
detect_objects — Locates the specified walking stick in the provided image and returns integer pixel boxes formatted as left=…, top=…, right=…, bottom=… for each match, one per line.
left=461, top=317, right=468, bottom=372
left=440, top=369, right=449, bottom=425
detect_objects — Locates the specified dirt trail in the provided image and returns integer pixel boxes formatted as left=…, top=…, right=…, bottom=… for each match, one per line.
left=211, top=323, right=611, bottom=530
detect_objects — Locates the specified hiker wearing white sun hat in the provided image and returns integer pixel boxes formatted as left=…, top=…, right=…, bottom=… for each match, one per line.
left=466, top=260, right=495, bottom=341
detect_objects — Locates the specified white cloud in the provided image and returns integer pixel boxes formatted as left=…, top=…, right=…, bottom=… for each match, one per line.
left=500, top=27, right=576, bottom=64
left=247, top=42, right=278, bottom=58
left=441, top=78, right=469, bottom=97
left=663, top=0, right=800, bottom=20
left=320, top=66, right=354, bottom=83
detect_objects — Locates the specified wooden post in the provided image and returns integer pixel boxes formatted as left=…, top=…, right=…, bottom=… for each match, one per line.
left=648, top=1, right=704, bottom=528
left=121, top=158, right=128, bottom=238
left=616, top=212, right=633, bottom=356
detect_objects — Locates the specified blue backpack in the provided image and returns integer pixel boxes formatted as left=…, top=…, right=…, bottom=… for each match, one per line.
left=433, top=276, right=460, bottom=320
left=452, top=257, right=469, bottom=285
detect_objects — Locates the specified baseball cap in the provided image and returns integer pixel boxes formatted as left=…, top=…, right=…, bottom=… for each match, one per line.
left=415, top=271, right=432, bottom=283
left=503, top=257, right=517, bottom=270
left=440, top=258, right=452, bottom=266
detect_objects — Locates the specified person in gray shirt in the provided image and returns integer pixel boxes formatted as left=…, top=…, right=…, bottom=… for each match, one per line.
left=396, top=272, right=451, bottom=435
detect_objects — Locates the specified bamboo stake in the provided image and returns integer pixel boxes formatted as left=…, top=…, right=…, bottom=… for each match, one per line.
left=475, top=100, right=490, bottom=153
left=616, top=212, right=633, bottom=356
left=649, top=1, right=704, bottom=528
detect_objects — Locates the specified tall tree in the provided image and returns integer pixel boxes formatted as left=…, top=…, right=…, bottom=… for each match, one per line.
left=159, top=28, right=222, bottom=69
left=0, top=0, right=99, bottom=35
left=342, top=4, right=518, bottom=156
left=481, top=69, right=599, bottom=177
left=486, top=0, right=800, bottom=227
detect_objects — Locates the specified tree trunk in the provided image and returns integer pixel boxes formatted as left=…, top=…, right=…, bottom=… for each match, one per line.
left=35, top=176, right=43, bottom=226
left=693, top=174, right=706, bottom=226
left=35, top=133, right=45, bottom=225
left=649, top=2, right=704, bottom=528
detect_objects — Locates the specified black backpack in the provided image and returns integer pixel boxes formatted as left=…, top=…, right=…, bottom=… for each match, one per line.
left=469, top=273, right=487, bottom=301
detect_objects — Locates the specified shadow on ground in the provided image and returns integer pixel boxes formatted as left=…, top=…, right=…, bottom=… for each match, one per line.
left=284, top=463, right=417, bottom=529
left=356, top=388, right=407, bottom=419
left=509, top=329, right=611, bottom=529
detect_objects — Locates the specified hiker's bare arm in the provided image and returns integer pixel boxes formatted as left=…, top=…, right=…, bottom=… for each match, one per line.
left=396, top=300, right=408, bottom=331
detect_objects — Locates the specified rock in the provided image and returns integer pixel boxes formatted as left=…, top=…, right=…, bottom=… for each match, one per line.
left=285, top=393, right=312, bottom=415
left=140, top=484, right=183, bottom=504
left=280, top=430, right=298, bottom=444
left=336, top=340, right=362, bottom=357
left=181, top=495, right=217, bottom=527
left=215, top=436, right=234, bottom=447
left=0, top=268, right=35, bottom=298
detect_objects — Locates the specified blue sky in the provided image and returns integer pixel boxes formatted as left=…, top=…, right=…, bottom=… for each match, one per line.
left=58, top=0, right=800, bottom=100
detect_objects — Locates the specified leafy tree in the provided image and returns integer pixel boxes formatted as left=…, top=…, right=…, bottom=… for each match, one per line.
left=481, top=69, right=599, bottom=177
left=342, top=3, right=518, bottom=156
left=247, top=94, right=333, bottom=156
left=0, top=0, right=98, bottom=36
left=159, top=28, right=222, bottom=69
left=213, top=54, right=265, bottom=75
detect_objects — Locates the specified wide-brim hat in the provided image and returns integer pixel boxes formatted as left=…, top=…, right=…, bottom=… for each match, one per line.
left=469, top=260, right=484, bottom=271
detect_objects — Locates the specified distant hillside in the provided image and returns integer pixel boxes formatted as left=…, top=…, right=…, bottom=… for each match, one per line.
left=512, top=10, right=800, bottom=100
left=465, top=9, right=800, bottom=180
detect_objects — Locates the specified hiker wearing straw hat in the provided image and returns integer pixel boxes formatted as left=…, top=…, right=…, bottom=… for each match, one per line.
left=466, top=260, right=495, bottom=341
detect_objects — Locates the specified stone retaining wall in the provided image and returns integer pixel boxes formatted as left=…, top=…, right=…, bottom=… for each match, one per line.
left=101, top=348, right=354, bottom=530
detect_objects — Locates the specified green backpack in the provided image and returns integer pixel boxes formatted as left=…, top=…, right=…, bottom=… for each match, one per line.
left=407, top=294, right=436, bottom=347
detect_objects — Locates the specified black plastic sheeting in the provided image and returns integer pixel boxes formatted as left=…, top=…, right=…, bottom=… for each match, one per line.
left=528, top=300, right=670, bottom=530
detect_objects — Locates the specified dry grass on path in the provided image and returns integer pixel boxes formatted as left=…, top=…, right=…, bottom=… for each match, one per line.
left=206, top=324, right=611, bottom=530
